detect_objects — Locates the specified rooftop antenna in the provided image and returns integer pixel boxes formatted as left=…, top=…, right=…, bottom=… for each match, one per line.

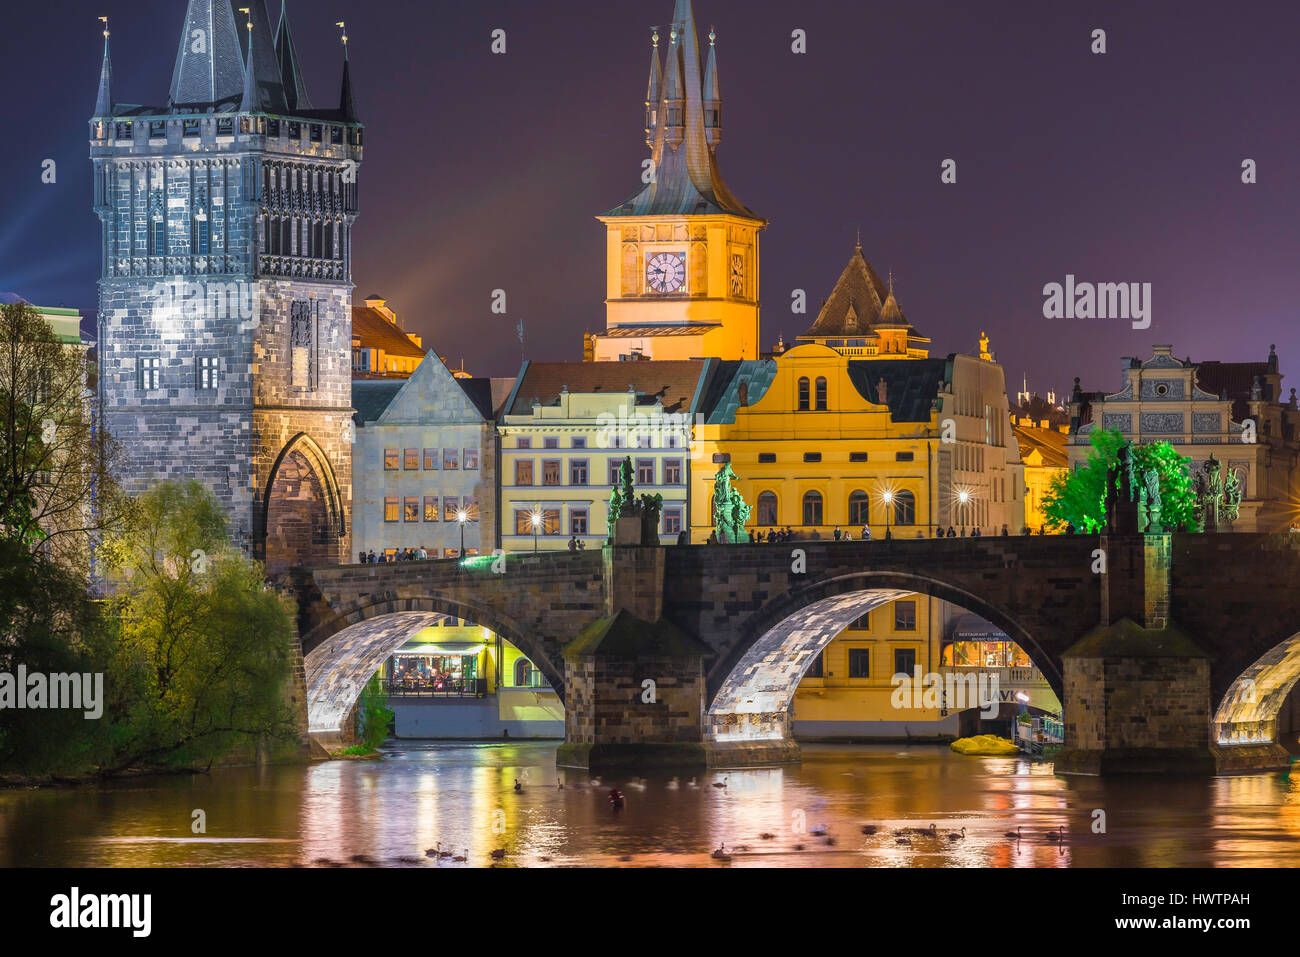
left=516, top=319, right=525, bottom=359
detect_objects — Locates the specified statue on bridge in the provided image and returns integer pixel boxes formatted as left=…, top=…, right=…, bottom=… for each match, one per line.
left=604, top=457, right=665, bottom=545
left=1105, top=440, right=1142, bottom=534
left=1195, top=455, right=1240, bottom=532
left=712, top=463, right=751, bottom=544
left=1137, top=467, right=1163, bottom=533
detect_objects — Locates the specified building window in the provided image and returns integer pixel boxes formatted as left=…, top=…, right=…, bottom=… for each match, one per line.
left=423, top=448, right=438, bottom=470
left=848, top=490, right=870, bottom=525
left=802, top=491, right=823, bottom=526
left=464, top=497, right=480, bottom=521
left=514, top=659, right=538, bottom=688
left=894, top=648, right=917, bottom=676
left=894, top=600, right=917, bottom=631
left=851, top=612, right=871, bottom=631
left=608, top=459, right=623, bottom=486
left=571, top=509, right=588, bottom=536
left=150, top=217, right=166, bottom=256
left=543, top=459, right=561, bottom=486
left=404, top=448, right=419, bottom=470
left=404, top=497, right=420, bottom=522
left=893, top=490, right=916, bottom=526
left=384, top=449, right=399, bottom=470
left=542, top=509, right=561, bottom=535
left=815, top=376, right=828, bottom=411
left=443, top=448, right=459, bottom=470
left=515, top=460, right=534, bottom=486
left=805, top=651, right=823, bottom=678
left=443, top=497, right=459, bottom=521
left=464, top=449, right=479, bottom=470
left=711, top=452, right=731, bottom=464
left=896, top=451, right=914, bottom=462
left=664, top=458, right=683, bottom=485
left=663, top=508, right=683, bottom=535
left=195, top=217, right=210, bottom=255
left=138, top=356, right=161, bottom=390
left=797, top=376, right=811, bottom=411
left=850, top=452, right=868, bottom=463
left=515, top=511, right=535, bottom=536
left=384, top=497, right=399, bottom=522
left=517, top=437, right=531, bottom=449
left=803, top=452, right=822, bottom=463
left=572, top=437, right=587, bottom=449
left=544, top=437, right=559, bottom=449
left=636, top=458, right=655, bottom=485
left=757, top=491, right=778, bottom=526
left=424, top=496, right=438, bottom=522
left=195, top=356, right=219, bottom=390
left=758, top=453, right=776, bottom=464
left=848, top=648, right=871, bottom=679
left=570, top=460, right=589, bottom=486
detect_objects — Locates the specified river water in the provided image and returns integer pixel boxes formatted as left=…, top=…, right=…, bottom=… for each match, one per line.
left=2, top=742, right=1298, bottom=867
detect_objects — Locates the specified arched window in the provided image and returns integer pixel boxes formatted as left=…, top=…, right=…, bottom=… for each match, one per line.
left=848, top=490, right=870, bottom=525
left=815, top=377, right=828, bottom=411
left=797, top=377, right=810, bottom=411
left=894, top=489, right=916, bottom=526
left=514, top=658, right=535, bottom=688
left=757, top=491, right=778, bottom=526
left=802, top=490, right=823, bottom=526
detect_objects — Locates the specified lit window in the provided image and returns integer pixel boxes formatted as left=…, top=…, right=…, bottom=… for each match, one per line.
left=404, top=497, right=420, bottom=522
left=384, top=497, right=399, bottom=522
left=404, top=449, right=418, bottom=470
left=195, top=356, right=219, bottom=390
left=138, top=356, right=161, bottom=390
left=384, top=449, right=398, bottom=470
left=423, top=496, right=438, bottom=522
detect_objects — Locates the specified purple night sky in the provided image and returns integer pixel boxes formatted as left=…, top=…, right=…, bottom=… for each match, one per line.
left=2, top=0, right=1298, bottom=396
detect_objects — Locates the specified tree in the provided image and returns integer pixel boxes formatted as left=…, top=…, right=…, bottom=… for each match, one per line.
left=0, top=301, right=128, bottom=570
left=357, top=674, right=394, bottom=750
left=1042, top=428, right=1197, bottom=532
left=101, top=480, right=299, bottom=772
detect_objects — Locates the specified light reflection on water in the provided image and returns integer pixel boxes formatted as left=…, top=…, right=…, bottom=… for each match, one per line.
left=1, top=742, right=1297, bottom=867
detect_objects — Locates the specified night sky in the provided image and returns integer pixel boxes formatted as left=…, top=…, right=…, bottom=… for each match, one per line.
left=3, top=0, right=1298, bottom=396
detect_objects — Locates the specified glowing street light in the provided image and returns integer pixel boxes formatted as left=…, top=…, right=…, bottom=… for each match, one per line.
left=531, top=508, right=542, bottom=553
left=880, top=488, right=894, bottom=540
left=457, top=509, right=468, bottom=558
left=957, top=488, right=971, bottom=537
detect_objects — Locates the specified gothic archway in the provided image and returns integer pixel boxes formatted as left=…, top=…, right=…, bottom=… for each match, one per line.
left=262, top=433, right=346, bottom=575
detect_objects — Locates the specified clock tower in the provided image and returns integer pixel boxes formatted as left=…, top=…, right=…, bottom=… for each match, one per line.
left=593, top=0, right=765, bottom=362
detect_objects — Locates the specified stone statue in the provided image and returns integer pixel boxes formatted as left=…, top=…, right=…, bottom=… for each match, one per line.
left=1195, top=456, right=1225, bottom=532
left=712, top=463, right=751, bottom=544
left=606, top=457, right=635, bottom=541
left=1105, top=439, right=1141, bottom=533
left=1223, top=467, right=1242, bottom=523
left=638, top=492, right=664, bottom=542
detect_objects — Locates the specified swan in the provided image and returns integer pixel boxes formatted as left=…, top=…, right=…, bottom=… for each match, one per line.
left=666, top=777, right=680, bottom=790
left=628, top=778, right=647, bottom=791
left=513, top=779, right=522, bottom=793
left=452, top=849, right=467, bottom=862
left=1044, top=826, right=1066, bottom=843
left=947, top=828, right=966, bottom=842
left=895, top=836, right=912, bottom=846
left=759, top=832, right=776, bottom=840
left=712, top=776, right=728, bottom=789
left=860, top=825, right=878, bottom=835
left=711, top=843, right=732, bottom=861
left=1003, top=826, right=1022, bottom=840
left=686, top=778, right=699, bottom=788
left=490, top=848, right=505, bottom=860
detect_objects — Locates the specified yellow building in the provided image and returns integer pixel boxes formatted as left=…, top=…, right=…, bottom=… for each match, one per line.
left=1012, top=420, right=1069, bottom=532
left=592, top=7, right=765, bottom=362
left=690, top=245, right=1044, bottom=738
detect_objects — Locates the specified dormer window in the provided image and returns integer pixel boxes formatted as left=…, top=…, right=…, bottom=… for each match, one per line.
left=115, top=121, right=133, bottom=139
left=310, top=124, right=322, bottom=142
left=288, top=121, right=301, bottom=139
left=149, top=120, right=167, bottom=139
left=182, top=119, right=200, bottom=137
left=267, top=118, right=281, bottom=137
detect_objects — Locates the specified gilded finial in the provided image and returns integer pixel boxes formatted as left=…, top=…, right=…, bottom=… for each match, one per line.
left=336, top=20, right=349, bottom=52
left=709, top=26, right=716, bottom=46
left=238, top=7, right=251, bottom=31
left=651, top=26, right=659, bottom=48
left=670, top=24, right=678, bottom=43
left=856, top=227, right=861, bottom=249
left=98, top=15, right=109, bottom=39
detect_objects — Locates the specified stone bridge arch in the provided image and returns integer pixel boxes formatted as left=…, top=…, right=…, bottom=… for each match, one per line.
left=301, top=594, right=567, bottom=741
left=701, top=570, right=1065, bottom=759
left=1212, top=630, right=1300, bottom=765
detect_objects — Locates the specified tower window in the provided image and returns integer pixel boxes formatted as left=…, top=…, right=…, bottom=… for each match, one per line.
left=149, top=217, right=165, bottom=256
left=195, top=217, right=210, bottom=255
left=217, top=118, right=232, bottom=136
left=195, top=356, right=219, bottom=390
left=267, top=118, right=280, bottom=137
left=149, top=121, right=167, bottom=139
left=138, top=356, right=161, bottom=391
left=182, top=119, right=200, bottom=137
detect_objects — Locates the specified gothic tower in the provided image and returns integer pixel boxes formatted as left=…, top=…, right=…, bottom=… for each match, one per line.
left=90, top=1, right=362, bottom=573
left=593, top=0, right=766, bottom=362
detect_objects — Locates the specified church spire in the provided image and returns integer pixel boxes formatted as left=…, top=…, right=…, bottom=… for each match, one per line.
left=337, top=21, right=359, bottom=122
left=661, top=22, right=685, bottom=150
left=703, top=25, right=721, bottom=148
left=275, top=0, right=312, bottom=111
left=93, top=18, right=113, bottom=118
left=644, top=27, right=662, bottom=149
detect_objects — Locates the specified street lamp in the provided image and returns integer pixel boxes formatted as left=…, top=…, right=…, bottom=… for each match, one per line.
left=531, top=508, right=541, bottom=553
left=457, top=509, right=468, bottom=558
left=881, top=489, right=893, bottom=541
left=958, top=489, right=970, bottom=537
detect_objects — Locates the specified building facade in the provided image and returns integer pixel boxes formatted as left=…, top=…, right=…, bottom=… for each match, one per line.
left=1068, top=344, right=1300, bottom=532
left=90, top=1, right=360, bottom=572
left=592, top=1, right=766, bottom=362
left=351, top=295, right=428, bottom=378
left=499, top=360, right=716, bottom=551
left=351, top=354, right=500, bottom=560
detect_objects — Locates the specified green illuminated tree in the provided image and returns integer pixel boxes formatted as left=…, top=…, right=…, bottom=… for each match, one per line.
left=1042, top=428, right=1196, bottom=532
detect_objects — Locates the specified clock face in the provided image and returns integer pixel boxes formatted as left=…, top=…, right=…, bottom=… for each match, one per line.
left=730, top=253, right=745, bottom=295
left=646, top=251, right=686, bottom=293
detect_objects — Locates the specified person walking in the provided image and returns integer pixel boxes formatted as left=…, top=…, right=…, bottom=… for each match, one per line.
left=862, top=525, right=871, bottom=541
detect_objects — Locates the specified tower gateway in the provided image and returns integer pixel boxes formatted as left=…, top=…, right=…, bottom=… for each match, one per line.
left=90, top=1, right=362, bottom=574
left=593, top=0, right=766, bottom=363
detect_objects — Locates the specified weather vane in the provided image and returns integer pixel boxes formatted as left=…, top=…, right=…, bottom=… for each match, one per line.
left=238, top=7, right=251, bottom=32
left=98, top=15, right=109, bottom=39
left=336, top=20, right=349, bottom=51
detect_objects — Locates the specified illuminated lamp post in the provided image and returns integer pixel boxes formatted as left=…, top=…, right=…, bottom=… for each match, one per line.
left=881, top=489, right=893, bottom=541
left=531, top=508, right=541, bottom=553
left=457, top=509, right=468, bottom=558
left=958, top=489, right=970, bottom=537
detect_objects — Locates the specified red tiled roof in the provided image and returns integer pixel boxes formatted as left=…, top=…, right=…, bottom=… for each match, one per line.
left=352, top=305, right=426, bottom=360
left=1013, top=424, right=1068, bottom=468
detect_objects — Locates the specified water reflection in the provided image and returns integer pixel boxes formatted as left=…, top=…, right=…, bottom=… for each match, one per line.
left=0, top=743, right=1296, bottom=867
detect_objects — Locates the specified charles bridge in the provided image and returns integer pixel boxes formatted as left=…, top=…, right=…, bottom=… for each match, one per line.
left=293, top=533, right=1300, bottom=774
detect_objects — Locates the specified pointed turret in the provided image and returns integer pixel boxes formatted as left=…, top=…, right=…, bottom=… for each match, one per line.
left=339, top=29, right=359, bottom=123
left=703, top=26, right=721, bottom=148
left=661, top=23, right=685, bottom=151
left=644, top=28, right=663, bottom=148
left=169, top=0, right=244, bottom=109
left=239, top=13, right=259, bottom=114
left=93, top=22, right=113, bottom=118
left=275, top=0, right=312, bottom=112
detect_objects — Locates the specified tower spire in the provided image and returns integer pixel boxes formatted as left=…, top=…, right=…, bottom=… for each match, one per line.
left=94, top=17, right=113, bottom=117
left=275, top=0, right=312, bottom=111
left=644, top=27, right=662, bottom=148
left=238, top=8, right=258, bottom=113
left=337, top=22, right=359, bottom=122
left=703, top=25, right=721, bottom=148
left=661, top=21, right=685, bottom=150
